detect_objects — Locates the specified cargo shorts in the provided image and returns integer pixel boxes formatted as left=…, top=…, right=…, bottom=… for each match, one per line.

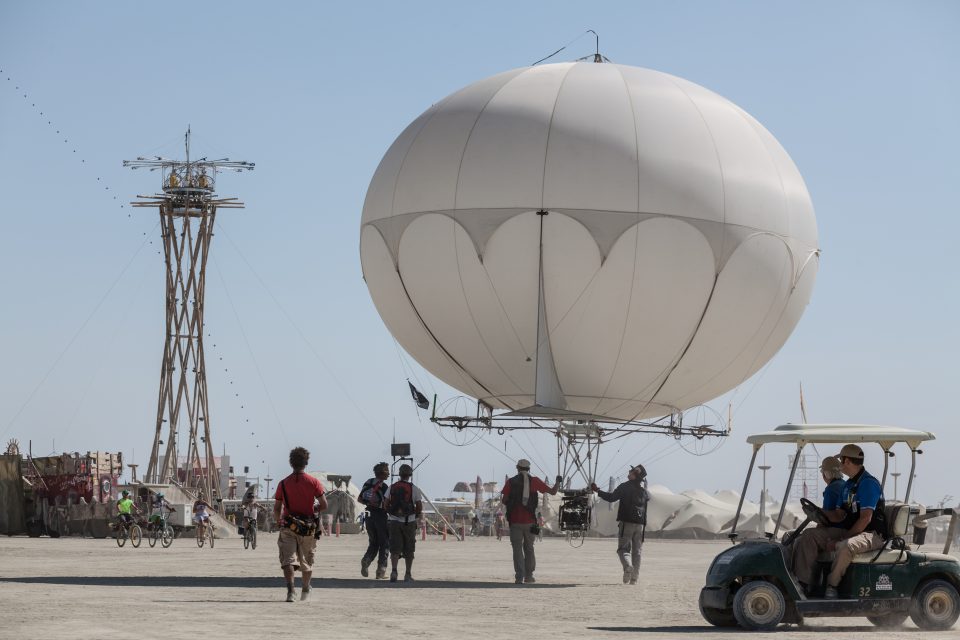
left=388, top=520, right=418, bottom=558
left=278, top=527, right=317, bottom=572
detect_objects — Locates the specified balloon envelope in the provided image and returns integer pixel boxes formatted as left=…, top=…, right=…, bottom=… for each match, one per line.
left=361, top=62, right=818, bottom=422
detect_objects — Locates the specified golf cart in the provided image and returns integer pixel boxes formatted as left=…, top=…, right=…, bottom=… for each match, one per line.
left=699, top=424, right=960, bottom=631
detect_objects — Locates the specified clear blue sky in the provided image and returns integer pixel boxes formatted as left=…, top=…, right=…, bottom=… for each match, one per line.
left=1, top=2, right=957, bottom=505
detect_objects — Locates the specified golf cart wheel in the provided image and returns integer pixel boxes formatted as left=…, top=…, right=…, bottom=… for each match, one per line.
left=910, top=579, right=960, bottom=630
left=699, top=588, right=736, bottom=627
left=866, top=612, right=908, bottom=628
left=733, top=580, right=786, bottom=631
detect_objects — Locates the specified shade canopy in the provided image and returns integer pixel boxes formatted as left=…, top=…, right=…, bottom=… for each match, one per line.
left=746, top=424, right=935, bottom=449
left=361, top=62, right=818, bottom=422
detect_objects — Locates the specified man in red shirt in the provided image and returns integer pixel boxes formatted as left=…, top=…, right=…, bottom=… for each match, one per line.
left=501, top=458, right=561, bottom=584
left=273, top=446, right=327, bottom=602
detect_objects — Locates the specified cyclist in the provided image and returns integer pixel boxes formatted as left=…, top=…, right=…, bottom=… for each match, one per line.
left=149, top=491, right=175, bottom=531
left=240, top=490, right=260, bottom=532
left=193, top=492, right=215, bottom=539
left=116, top=490, right=140, bottom=530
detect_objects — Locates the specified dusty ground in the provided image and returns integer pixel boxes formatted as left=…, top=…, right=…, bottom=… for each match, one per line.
left=0, top=533, right=951, bottom=638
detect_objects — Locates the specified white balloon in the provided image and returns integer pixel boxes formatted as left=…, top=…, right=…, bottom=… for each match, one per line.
left=361, top=62, right=818, bottom=422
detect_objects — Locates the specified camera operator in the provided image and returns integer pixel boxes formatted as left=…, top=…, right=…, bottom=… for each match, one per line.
left=500, top=459, right=561, bottom=584
left=590, top=464, right=649, bottom=585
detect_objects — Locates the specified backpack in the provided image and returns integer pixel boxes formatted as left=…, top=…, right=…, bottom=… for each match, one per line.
left=387, top=481, right=416, bottom=518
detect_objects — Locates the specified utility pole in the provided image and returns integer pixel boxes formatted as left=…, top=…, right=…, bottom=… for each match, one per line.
left=758, top=465, right=771, bottom=534
left=125, top=129, right=253, bottom=508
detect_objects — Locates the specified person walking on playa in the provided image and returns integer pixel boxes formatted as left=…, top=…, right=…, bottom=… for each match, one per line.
left=384, top=463, right=424, bottom=582
left=358, top=461, right=391, bottom=579
left=273, top=446, right=327, bottom=602
left=591, top=464, right=650, bottom=585
left=501, top=459, right=561, bottom=584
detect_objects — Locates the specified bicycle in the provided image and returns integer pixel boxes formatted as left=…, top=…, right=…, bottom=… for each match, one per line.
left=147, top=513, right=175, bottom=548
left=242, top=516, right=257, bottom=550
left=196, top=518, right=215, bottom=548
left=114, top=517, right=142, bottom=548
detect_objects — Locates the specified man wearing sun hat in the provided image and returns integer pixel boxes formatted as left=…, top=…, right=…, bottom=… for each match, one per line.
left=591, top=463, right=650, bottom=585
left=792, top=444, right=886, bottom=598
left=501, top=459, right=561, bottom=584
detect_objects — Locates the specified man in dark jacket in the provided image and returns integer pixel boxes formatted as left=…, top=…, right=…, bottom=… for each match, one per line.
left=358, top=461, right=390, bottom=580
left=591, top=464, right=650, bottom=585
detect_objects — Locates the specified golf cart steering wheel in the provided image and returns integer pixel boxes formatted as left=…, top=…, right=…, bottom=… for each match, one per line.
left=800, top=497, right=831, bottom=527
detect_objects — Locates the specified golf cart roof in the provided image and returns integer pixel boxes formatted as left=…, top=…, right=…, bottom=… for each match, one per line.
left=746, top=423, right=935, bottom=449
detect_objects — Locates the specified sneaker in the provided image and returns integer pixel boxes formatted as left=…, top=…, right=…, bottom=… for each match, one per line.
left=375, top=567, right=386, bottom=580
left=515, top=577, right=523, bottom=584
left=629, top=578, right=638, bottom=585
left=524, top=576, right=536, bottom=583
left=404, top=573, right=414, bottom=582
left=300, top=589, right=311, bottom=602
left=824, top=585, right=838, bottom=599
left=361, top=558, right=370, bottom=577
left=285, top=590, right=296, bottom=603
left=623, top=569, right=631, bottom=584
left=390, top=570, right=398, bottom=583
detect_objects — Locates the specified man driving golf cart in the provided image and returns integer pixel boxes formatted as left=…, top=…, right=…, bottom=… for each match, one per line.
left=699, top=424, right=960, bottom=631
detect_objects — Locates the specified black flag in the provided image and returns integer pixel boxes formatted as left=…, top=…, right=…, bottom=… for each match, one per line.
left=408, top=381, right=430, bottom=410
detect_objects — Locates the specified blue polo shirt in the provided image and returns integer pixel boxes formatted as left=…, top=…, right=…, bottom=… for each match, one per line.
left=841, top=469, right=882, bottom=514
left=822, top=478, right=845, bottom=511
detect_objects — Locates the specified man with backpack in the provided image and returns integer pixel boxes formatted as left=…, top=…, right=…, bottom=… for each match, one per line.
left=273, top=446, right=327, bottom=602
left=357, top=461, right=391, bottom=580
left=590, top=463, right=650, bottom=585
left=501, top=459, right=561, bottom=584
left=383, top=463, right=424, bottom=582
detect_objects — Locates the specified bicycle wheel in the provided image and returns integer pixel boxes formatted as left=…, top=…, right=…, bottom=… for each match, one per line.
left=196, top=525, right=205, bottom=548
left=148, top=527, right=158, bottom=548
left=208, top=526, right=215, bottom=548
left=243, top=528, right=251, bottom=550
left=250, top=527, right=257, bottom=550
left=161, top=525, right=174, bottom=548
left=130, top=525, right=142, bottom=548
left=116, top=527, right=126, bottom=548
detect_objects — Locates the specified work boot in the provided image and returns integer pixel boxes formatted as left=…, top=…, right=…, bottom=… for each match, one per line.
left=390, top=570, right=398, bottom=583
left=285, top=588, right=296, bottom=603
left=824, top=585, right=838, bottom=599
left=300, top=588, right=311, bottom=602
left=375, top=567, right=386, bottom=580
left=361, top=558, right=370, bottom=577
left=623, top=569, right=631, bottom=584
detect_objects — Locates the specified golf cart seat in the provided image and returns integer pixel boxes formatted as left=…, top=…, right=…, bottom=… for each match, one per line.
left=816, top=501, right=912, bottom=564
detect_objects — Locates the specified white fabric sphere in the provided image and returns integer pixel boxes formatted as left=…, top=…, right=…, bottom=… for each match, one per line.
left=361, top=62, right=818, bottom=421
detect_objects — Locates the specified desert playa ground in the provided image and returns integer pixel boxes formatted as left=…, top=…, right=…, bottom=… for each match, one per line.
left=0, top=534, right=951, bottom=639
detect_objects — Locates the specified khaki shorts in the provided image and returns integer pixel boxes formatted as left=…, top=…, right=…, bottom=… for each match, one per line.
left=278, top=527, right=317, bottom=571
left=388, top=520, right=418, bottom=558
